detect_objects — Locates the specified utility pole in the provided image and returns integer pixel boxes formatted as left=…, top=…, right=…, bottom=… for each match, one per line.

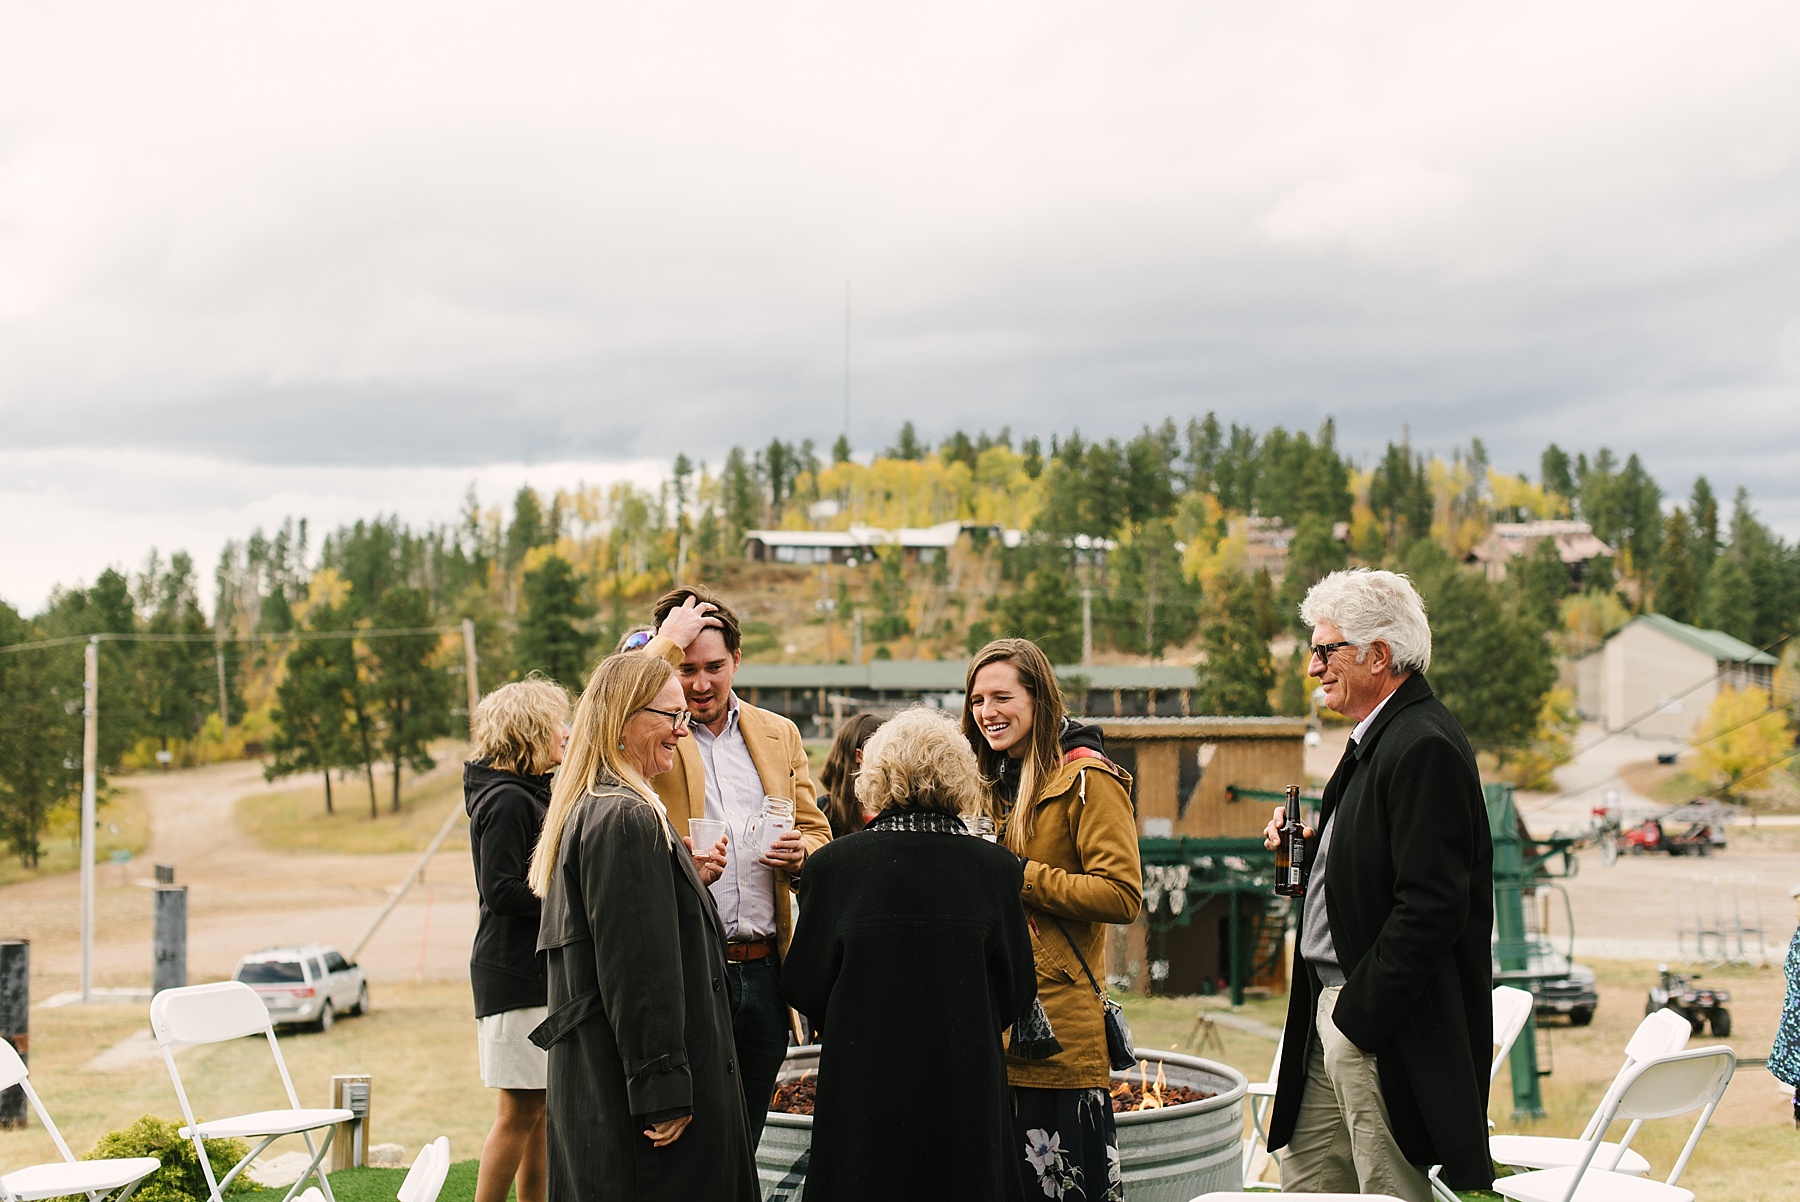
left=843, top=279, right=851, bottom=440
left=216, top=645, right=230, bottom=736
left=461, top=619, right=481, bottom=738
left=1081, top=589, right=1094, bottom=667
left=80, top=637, right=98, bottom=1004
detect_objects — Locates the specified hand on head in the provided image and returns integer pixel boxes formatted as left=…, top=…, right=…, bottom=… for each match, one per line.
left=656, top=596, right=721, bottom=649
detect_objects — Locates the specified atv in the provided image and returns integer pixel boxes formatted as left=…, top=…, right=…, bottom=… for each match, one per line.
left=1646, top=964, right=1732, bottom=1036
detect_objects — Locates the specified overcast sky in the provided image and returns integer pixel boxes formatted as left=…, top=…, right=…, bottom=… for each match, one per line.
left=4, top=1, right=1798, bottom=612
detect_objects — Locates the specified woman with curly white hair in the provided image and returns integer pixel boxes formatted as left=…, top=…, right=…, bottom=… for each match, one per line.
left=781, top=707, right=1038, bottom=1202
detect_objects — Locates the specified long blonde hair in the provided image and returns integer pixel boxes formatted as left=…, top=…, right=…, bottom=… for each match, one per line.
left=470, top=676, right=571, bottom=775
left=962, top=638, right=1066, bottom=853
left=528, top=652, right=674, bottom=898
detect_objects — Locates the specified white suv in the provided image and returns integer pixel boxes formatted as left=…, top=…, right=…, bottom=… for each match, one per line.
left=233, top=944, right=370, bottom=1032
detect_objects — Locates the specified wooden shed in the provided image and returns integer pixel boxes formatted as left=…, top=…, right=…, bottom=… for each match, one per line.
left=1095, top=716, right=1310, bottom=999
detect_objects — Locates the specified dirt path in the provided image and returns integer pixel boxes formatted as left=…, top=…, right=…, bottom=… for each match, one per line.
left=6, top=760, right=478, bottom=994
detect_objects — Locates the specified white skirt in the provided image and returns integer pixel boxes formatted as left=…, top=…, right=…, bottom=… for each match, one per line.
left=477, top=1005, right=550, bottom=1090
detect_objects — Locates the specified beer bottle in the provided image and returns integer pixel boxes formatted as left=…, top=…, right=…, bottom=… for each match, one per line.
left=1274, top=784, right=1307, bottom=897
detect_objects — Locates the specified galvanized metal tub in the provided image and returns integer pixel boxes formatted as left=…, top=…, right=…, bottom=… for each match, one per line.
left=756, top=1046, right=1246, bottom=1201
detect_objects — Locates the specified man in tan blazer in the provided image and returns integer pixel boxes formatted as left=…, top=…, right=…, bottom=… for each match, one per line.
left=641, top=584, right=831, bottom=1147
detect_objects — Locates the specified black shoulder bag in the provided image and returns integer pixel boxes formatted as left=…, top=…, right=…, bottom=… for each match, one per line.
left=1052, top=918, right=1136, bottom=1072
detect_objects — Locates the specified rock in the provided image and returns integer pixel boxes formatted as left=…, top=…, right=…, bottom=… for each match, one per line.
left=367, top=1143, right=408, bottom=1168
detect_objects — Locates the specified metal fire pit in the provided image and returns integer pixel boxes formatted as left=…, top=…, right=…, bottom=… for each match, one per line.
left=757, top=1046, right=1246, bottom=1201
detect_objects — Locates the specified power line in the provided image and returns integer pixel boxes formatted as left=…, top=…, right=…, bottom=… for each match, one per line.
left=0, top=625, right=462, bottom=656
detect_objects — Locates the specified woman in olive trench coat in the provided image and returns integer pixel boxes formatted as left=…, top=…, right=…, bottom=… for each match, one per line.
left=527, top=652, right=757, bottom=1202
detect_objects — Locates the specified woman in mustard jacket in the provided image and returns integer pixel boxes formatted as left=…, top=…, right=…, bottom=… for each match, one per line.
left=964, top=638, right=1143, bottom=1202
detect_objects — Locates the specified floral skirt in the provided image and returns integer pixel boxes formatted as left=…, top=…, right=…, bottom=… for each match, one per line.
left=1013, top=1085, right=1122, bottom=1201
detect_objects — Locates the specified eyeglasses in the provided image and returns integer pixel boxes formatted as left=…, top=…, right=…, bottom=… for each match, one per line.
left=620, top=630, right=655, bottom=651
left=641, top=705, right=693, bottom=733
left=1309, top=640, right=1356, bottom=664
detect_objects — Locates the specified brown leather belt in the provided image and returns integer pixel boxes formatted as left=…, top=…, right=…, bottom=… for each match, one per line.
left=724, top=940, right=774, bottom=962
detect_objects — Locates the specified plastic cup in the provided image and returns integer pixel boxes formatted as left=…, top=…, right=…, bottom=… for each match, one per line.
left=688, top=819, right=728, bottom=857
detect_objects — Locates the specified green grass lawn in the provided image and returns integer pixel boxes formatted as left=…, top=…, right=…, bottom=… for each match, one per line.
left=0, top=789, right=150, bottom=887
left=317, top=1160, right=482, bottom=1202
left=236, top=764, right=469, bottom=855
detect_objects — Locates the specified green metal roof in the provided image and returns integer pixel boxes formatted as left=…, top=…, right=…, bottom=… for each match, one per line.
left=735, top=659, right=1199, bottom=691
left=1629, top=613, right=1777, bottom=666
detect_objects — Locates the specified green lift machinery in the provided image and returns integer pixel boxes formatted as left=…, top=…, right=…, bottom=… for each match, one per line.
left=1138, top=781, right=1582, bottom=1120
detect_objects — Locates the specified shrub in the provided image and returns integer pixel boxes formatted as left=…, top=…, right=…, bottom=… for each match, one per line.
left=78, top=1115, right=255, bottom=1202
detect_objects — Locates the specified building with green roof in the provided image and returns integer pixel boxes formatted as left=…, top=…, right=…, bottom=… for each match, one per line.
left=1577, top=613, right=1777, bottom=739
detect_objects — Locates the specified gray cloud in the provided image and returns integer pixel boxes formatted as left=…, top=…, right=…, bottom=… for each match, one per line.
left=1, top=0, right=1797, bottom=531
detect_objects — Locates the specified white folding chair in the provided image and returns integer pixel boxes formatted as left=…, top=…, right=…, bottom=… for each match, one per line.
left=1194, top=1194, right=1406, bottom=1201
left=1490, top=1007, right=1692, bottom=1178
left=1492, top=986, right=1536, bottom=1084
left=1492, top=1045, right=1735, bottom=1202
left=0, top=1039, right=162, bottom=1202
left=293, top=1136, right=449, bottom=1202
left=397, top=1137, right=451, bottom=1202
left=149, top=981, right=354, bottom=1202
left=1238, top=1036, right=1284, bottom=1189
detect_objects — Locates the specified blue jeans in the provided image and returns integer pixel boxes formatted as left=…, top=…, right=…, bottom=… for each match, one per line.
left=725, top=957, right=789, bottom=1150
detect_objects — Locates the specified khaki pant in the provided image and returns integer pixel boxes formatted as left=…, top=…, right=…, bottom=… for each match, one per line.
left=1281, top=984, right=1432, bottom=1202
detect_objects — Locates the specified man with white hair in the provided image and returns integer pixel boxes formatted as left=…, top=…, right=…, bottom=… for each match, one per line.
left=1262, top=568, right=1494, bottom=1200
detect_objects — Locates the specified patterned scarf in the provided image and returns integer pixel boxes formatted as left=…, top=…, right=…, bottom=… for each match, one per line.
left=864, top=808, right=971, bottom=836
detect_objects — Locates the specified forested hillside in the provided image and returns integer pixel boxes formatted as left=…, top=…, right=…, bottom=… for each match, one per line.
left=3, top=415, right=1797, bottom=866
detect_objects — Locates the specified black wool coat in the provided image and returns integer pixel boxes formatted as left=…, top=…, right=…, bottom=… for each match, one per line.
left=466, top=762, right=551, bottom=1018
left=1268, top=672, right=1496, bottom=1191
left=781, top=812, right=1037, bottom=1202
left=534, top=785, right=758, bottom=1202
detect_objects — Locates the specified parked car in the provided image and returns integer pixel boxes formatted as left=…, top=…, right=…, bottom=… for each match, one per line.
left=1496, top=944, right=1598, bottom=1026
left=1646, top=964, right=1731, bottom=1037
left=233, top=944, right=370, bottom=1032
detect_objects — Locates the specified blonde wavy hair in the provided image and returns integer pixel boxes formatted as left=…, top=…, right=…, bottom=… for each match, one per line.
left=962, top=638, right=1066, bottom=854
left=527, top=652, right=674, bottom=898
left=470, top=677, right=571, bottom=776
left=856, top=707, right=982, bottom=818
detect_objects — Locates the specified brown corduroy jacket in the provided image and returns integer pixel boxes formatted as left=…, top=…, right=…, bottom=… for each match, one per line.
left=1006, top=754, right=1143, bottom=1090
left=643, top=636, right=832, bottom=958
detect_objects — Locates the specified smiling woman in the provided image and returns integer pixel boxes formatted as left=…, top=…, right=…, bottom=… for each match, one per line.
left=524, top=652, right=757, bottom=1202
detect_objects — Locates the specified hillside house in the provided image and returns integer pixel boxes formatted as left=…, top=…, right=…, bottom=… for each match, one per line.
left=1576, top=613, right=1777, bottom=739
left=1465, top=520, right=1614, bottom=586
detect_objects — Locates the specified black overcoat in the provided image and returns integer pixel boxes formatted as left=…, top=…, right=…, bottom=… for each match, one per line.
left=780, top=813, right=1037, bottom=1202
left=534, top=784, right=758, bottom=1202
left=1268, top=672, right=1496, bottom=1190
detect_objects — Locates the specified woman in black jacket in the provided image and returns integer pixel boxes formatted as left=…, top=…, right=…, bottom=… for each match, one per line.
left=782, top=707, right=1038, bottom=1202
left=527, top=651, right=753, bottom=1202
left=466, top=678, right=571, bottom=1202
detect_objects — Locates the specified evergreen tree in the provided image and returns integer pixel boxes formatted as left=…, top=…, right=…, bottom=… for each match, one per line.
left=1539, top=444, right=1574, bottom=501
left=1406, top=544, right=1555, bottom=756
left=1689, top=477, right=1719, bottom=574
left=1368, top=441, right=1432, bottom=551
left=993, top=569, right=1083, bottom=664
left=265, top=603, right=358, bottom=813
left=514, top=555, right=598, bottom=686
left=1193, top=570, right=1274, bottom=716
left=506, top=487, right=551, bottom=570
left=1513, top=534, right=1570, bottom=634
left=140, top=552, right=217, bottom=760
left=366, top=588, right=453, bottom=814
left=888, top=422, right=926, bottom=461
left=832, top=434, right=852, bottom=464
left=1278, top=515, right=1347, bottom=620
left=0, top=605, right=80, bottom=867
left=721, top=447, right=760, bottom=545
left=1276, top=644, right=1311, bottom=718
left=1700, top=554, right=1755, bottom=642
left=1653, top=508, right=1700, bottom=625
